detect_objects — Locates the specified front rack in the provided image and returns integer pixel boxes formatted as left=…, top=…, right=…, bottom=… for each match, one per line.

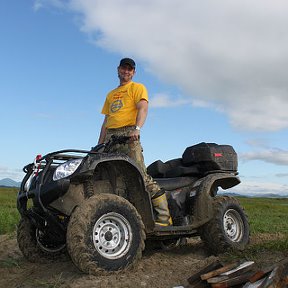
left=22, top=148, right=103, bottom=173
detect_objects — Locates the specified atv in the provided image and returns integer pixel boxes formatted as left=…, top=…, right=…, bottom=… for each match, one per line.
left=17, top=135, right=249, bottom=274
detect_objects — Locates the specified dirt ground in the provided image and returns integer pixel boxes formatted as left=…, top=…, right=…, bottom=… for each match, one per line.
left=0, top=234, right=287, bottom=288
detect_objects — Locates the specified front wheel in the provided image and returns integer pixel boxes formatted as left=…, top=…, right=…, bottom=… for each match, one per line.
left=66, top=194, right=145, bottom=274
left=199, top=196, right=249, bottom=255
left=17, top=217, right=66, bottom=262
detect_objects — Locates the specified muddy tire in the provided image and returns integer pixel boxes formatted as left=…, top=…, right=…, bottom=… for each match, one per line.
left=66, top=193, right=145, bottom=274
left=17, top=217, right=66, bottom=262
left=199, top=196, right=249, bottom=255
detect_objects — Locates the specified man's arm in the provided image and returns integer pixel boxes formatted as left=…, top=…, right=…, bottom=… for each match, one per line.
left=130, top=99, right=148, bottom=140
left=98, top=115, right=108, bottom=144
left=136, top=99, right=148, bottom=127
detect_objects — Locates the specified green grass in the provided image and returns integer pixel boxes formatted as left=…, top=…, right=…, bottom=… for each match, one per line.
left=1, top=187, right=288, bottom=254
left=17, top=273, right=66, bottom=288
left=237, top=197, right=288, bottom=234
left=0, top=257, right=22, bottom=268
left=32, top=273, right=65, bottom=288
left=236, top=196, right=288, bottom=255
left=0, top=187, right=20, bottom=234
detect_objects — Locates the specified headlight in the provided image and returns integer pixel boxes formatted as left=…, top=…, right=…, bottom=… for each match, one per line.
left=53, top=158, right=82, bottom=181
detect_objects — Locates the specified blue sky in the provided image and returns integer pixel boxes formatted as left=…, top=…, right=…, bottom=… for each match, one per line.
left=1, top=0, right=288, bottom=196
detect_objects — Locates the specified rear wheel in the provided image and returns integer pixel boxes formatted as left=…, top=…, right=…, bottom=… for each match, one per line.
left=199, top=196, right=249, bottom=254
left=17, top=217, right=66, bottom=262
left=66, top=194, right=145, bottom=274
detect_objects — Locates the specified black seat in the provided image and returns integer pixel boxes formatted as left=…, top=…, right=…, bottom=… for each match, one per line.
left=154, top=177, right=198, bottom=191
left=147, top=158, right=200, bottom=178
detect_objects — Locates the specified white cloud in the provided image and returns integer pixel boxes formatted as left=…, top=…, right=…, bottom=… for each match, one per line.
left=276, top=173, right=288, bottom=178
left=231, top=180, right=288, bottom=196
left=33, top=0, right=67, bottom=11
left=0, top=166, right=24, bottom=182
left=149, top=93, right=191, bottom=108
left=241, top=148, right=288, bottom=166
left=35, top=0, right=288, bottom=132
left=149, top=93, right=215, bottom=108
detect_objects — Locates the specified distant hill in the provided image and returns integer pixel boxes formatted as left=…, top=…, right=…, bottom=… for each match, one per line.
left=1, top=178, right=287, bottom=198
left=220, top=191, right=288, bottom=198
left=0, top=178, right=21, bottom=188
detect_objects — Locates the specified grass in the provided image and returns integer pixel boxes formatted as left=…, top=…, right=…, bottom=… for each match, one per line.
left=32, top=273, right=65, bottom=288
left=238, top=197, right=288, bottom=235
left=238, top=197, right=288, bottom=251
left=228, top=197, right=288, bottom=259
left=0, top=187, right=19, bottom=234
left=0, top=187, right=288, bottom=254
left=17, top=273, right=66, bottom=288
left=0, top=257, right=22, bottom=268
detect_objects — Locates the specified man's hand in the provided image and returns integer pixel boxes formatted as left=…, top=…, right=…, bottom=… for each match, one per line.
left=129, top=129, right=140, bottom=141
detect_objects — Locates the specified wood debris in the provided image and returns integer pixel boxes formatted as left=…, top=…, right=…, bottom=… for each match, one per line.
left=179, top=258, right=288, bottom=288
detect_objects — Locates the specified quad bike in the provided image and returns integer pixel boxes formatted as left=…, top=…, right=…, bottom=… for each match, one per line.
left=17, top=135, right=249, bottom=274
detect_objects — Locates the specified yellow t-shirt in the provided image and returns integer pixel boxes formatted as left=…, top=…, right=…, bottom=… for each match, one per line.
left=101, top=81, right=148, bottom=129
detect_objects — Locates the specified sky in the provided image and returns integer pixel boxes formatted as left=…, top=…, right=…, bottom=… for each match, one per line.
left=1, top=0, right=288, bottom=196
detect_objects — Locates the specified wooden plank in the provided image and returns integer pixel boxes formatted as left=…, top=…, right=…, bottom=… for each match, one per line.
left=248, top=257, right=288, bottom=285
left=187, top=260, right=223, bottom=284
left=257, top=266, right=279, bottom=288
left=220, top=261, right=255, bottom=276
left=211, top=271, right=256, bottom=288
left=200, top=261, right=240, bottom=280
left=242, top=277, right=268, bottom=288
left=258, top=263, right=288, bottom=288
left=206, top=275, right=229, bottom=284
left=248, top=267, right=274, bottom=283
left=207, top=262, right=255, bottom=284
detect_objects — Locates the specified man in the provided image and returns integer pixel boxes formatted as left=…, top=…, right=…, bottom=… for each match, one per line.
left=98, top=57, right=172, bottom=227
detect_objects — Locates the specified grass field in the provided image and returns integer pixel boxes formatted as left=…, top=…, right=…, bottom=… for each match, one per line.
left=238, top=197, right=288, bottom=234
left=237, top=196, right=288, bottom=253
left=0, top=187, right=19, bottom=235
left=0, top=187, right=287, bottom=252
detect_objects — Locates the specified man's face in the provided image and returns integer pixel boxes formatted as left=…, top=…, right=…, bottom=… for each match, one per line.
left=118, top=64, right=135, bottom=82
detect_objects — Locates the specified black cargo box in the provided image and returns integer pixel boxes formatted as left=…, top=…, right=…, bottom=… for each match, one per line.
left=182, top=142, right=238, bottom=172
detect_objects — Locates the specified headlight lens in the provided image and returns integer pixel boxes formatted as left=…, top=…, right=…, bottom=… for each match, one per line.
left=53, top=158, right=82, bottom=181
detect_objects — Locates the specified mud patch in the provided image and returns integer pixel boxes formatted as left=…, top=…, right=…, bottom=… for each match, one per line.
left=0, top=235, right=286, bottom=288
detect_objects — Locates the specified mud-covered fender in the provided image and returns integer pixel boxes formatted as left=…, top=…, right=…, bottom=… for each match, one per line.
left=73, top=152, right=155, bottom=232
left=191, top=173, right=240, bottom=228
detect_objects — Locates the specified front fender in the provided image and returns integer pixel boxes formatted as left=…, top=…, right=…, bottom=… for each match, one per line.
left=74, top=153, right=155, bottom=232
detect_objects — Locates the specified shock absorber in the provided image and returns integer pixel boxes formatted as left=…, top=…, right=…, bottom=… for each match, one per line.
left=83, top=179, right=94, bottom=198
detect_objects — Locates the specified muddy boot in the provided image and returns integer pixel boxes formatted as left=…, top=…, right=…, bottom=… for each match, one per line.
left=151, top=191, right=172, bottom=227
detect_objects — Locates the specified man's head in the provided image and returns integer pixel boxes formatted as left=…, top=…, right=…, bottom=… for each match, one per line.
left=118, top=58, right=136, bottom=85
left=119, top=58, right=136, bottom=70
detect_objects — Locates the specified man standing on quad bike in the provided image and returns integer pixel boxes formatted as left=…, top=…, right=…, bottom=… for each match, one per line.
left=98, top=57, right=172, bottom=227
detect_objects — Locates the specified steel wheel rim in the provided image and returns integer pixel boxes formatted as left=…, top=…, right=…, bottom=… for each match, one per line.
left=36, top=229, right=66, bottom=253
left=223, top=209, right=244, bottom=242
left=93, top=212, right=132, bottom=259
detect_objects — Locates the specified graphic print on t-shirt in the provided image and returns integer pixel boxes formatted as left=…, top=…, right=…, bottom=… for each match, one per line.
left=110, top=99, right=123, bottom=113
